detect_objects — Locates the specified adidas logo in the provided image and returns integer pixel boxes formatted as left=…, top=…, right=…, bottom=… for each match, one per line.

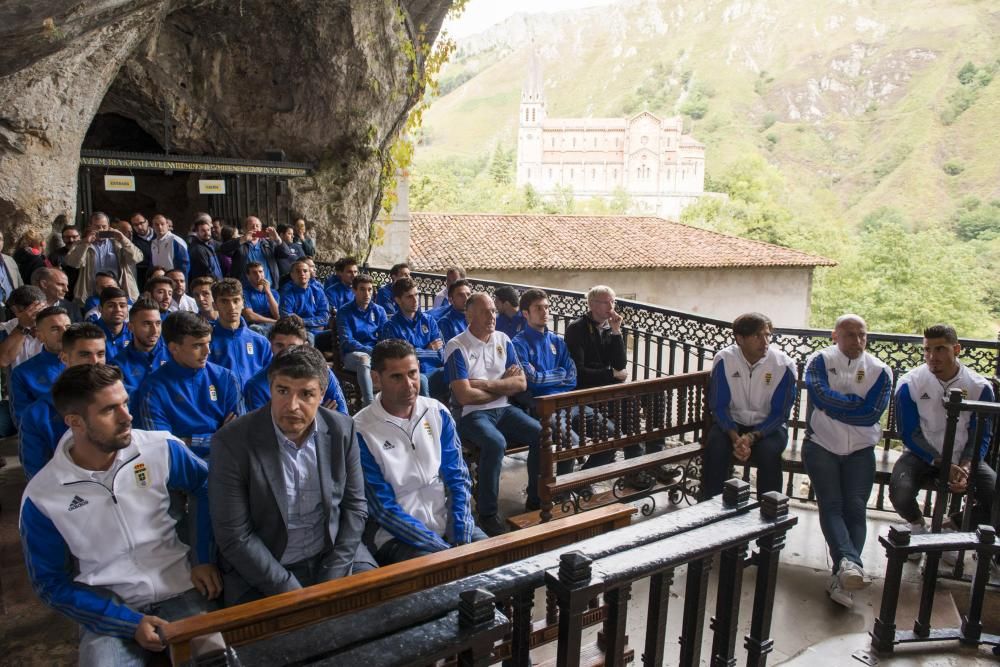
left=829, top=368, right=838, bottom=375
left=382, top=440, right=395, bottom=450
left=731, top=371, right=741, bottom=378
left=920, top=393, right=930, bottom=399
left=68, top=495, right=89, bottom=511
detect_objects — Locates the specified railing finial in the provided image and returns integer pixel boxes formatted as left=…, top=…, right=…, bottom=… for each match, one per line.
left=887, top=523, right=912, bottom=546
left=760, top=491, right=789, bottom=520
left=458, top=588, right=496, bottom=629
left=558, top=551, right=592, bottom=586
left=976, top=524, right=996, bottom=545
left=722, top=478, right=751, bottom=508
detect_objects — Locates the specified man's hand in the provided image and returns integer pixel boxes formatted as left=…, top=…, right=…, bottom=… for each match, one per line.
left=190, top=563, right=223, bottom=600
left=134, top=615, right=168, bottom=651
left=612, top=368, right=628, bottom=382
left=733, top=434, right=752, bottom=463
left=256, top=278, right=270, bottom=293
left=83, top=230, right=98, bottom=245
left=106, top=228, right=127, bottom=244
left=322, top=398, right=338, bottom=409
left=468, top=378, right=490, bottom=391
left=948, top=463, right=970, bottom=493
left=502, top=364, right=523, bottom=379
left=428, top=339, right=444, bottom=351
left=608, top=309, right=624, bottom=335
left=16, top=301, right=44, bottom=329
left=266, top=227, right=281, bottom=243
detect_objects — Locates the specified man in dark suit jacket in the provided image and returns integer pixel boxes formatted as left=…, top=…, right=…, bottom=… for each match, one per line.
left=209, top=345, right=374, bottom=606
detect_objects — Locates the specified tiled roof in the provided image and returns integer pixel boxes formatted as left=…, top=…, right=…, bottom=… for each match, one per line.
left=409, top=213, right=836, bottom=272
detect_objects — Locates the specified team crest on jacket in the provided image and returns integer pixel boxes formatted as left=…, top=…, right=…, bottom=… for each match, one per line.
left=496, top=343, right=504, bottom=356
left=423, top=420, right=433, bottom=436
left=549, top=342, right=557, bottom=355
left=209, top=384, right=218, bottom=401
left=421, top=324, right=428, bottom=334
left=855, top=369, right=865, bottom=383
left=246, top=342, right=254, bottom=355
left=133, top=462, right=150, bottom=488
left=764, top=372, right=772, bottom=385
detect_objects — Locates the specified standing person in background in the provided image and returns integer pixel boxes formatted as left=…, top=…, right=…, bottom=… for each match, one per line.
left=13, top=229, right=49, bottom=286
left=802, top=314, right=892, bottom=609
left=294, top=218, right=316, bottom=258
left=149, top=215, right=190, bottom=279
left=47, top=226, right=80, bottom=298
left=128, top=213, right=155, bottom=287
left=222, top=216, right=280, bottom=287
left=273, top=224, right=305, bottom=286
left=188, top=214, right=223, bottom=281
left=66, top=212, right=143, bottom=304
left=432, top=266, right=465, bottom=310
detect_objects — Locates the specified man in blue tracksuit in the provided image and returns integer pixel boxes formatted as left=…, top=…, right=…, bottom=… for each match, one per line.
left=377, top=277, right=448, bottom=401
left=890, top=323, right=997, bottom=535
left=133, top=311, right=245, bottom=458
left=704, top=312, right=797, bottom=498
left=356, top=340, right=485, bottom=565
left=241, top=261, right=280, bottom=331
left=280, top=259, right=330, bottom=333
left=374, top=262, right=411, bottom=315
left=10, top=305, right=70, bottom=424
left=150, top=214, right=190, bottom=279
left=336, top=274, right=387, bottom=407
left=208, top=278, right=272, bottom=389
left=113, top=298, right=170, bottom=394
left=513, top=288, right=613, bottom=475
left=244, top=315, right=348, bottom=414
left=494, top=286, right=526, bottom=339
left=94, top=286, right=132, bottom=359
left=20, top=364, right=220, bottom=666
left=324, top=256, right=359, bottom=312
left=436, top=279, right=472, bottom=343
left=19, top=322, right=107, bottom=479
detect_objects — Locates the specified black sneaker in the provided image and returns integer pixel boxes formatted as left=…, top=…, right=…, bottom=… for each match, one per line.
left=479, top=513, right=510, bottom=537
left=623, top=471, right=654, bottom=491
left=524, top=498, right=541, bottom=512
left=650, top=465, right=681, bottom=485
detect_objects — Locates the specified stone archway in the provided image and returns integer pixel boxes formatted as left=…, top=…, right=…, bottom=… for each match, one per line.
left=0, top=0, right=452, bottom=257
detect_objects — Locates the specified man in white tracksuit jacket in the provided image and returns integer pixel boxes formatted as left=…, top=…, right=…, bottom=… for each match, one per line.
left=355, top=339, right=486, bottom=564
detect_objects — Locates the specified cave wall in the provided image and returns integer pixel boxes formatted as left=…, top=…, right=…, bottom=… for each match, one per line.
left=0, top=0, right=452, bottom=258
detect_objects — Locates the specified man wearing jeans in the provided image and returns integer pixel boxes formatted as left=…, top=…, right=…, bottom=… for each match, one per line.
left=890, top=324, right=996, bottom=546
left=802, top=314, right=892, bottom=609
left=704, top=312, right=796, bottom=499
left=356, top=340, right=486, bottom=564
left=446, top=293, right=540, bottom=536
left=19, top=364, right=220, bottom=665
left=336, top=274, right=387, bottom=407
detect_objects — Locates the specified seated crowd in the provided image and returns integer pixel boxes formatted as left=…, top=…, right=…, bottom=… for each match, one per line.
left=6, top=209, right=997, bottom=661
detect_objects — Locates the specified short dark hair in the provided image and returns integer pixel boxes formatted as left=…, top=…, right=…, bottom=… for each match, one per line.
left=162, top=311, right=212, bottom=345
left=129, top=297, right=161, bottom=319
left=389, top=262, right=410, bottom=277
left=924, top=324, right=959, bottom=344
left=335, top=256, right=359, bottom=272
left=221, top=225, right=236, bottom=241
left=494, top=286, right=519, bottom=307
left=352, top=274, right=374, bottom=289
left=733, top=312, right=772, bottom=338
left=211, top=277, right=243, bottom=300
left=95, top=271, right=118, bottom=282
left=519, top=288, right=548, bottom=313
left=99, top=287, right=128, bottom=306
left=36, top=305, right=69, bottom=326
left=392, top=277, right=417, bottom=299
left=276, top=224, right=291, bottom=235
left=269, top=315, right=309, bottom=342
left=144, top=276, right=174, bottom=293
left=245, top=261, right=263, bottom=274
left=62, top=322, right=105, bottom=351
left=372, top=339, right=417, bottom=372
left=52, top=364, right=124, bottom=417
left=7, top=284, right=46, bottom=310
left=290, top=258, right=311, bottom=272
left=267, top=345, right=329, bottom=391
left=448, top=279, right=471, bottom=297
left=189, top=276, right=215, bottom=292
left=166, top=267, right=184, bottom=278
left=193, top=213, right=212, bottom=228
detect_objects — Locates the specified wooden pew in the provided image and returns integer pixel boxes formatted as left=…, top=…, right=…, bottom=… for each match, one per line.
left=162, top=503, right=634, bottom=664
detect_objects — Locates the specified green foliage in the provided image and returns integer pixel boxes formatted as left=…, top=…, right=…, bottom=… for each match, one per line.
left=680, top=93, right=709, bottom=119
left=765, top=133, right=778, bottom=150
left=942, top=161, right=965, bottom=176
left=811, top=220, right=992, bottom=336
left=871, top=144, right=911, bottom=182
left=950, top=197, right=1000, bottom=241
left=488, top=144, right=515, bottom=185
left=940, top=59, right=996, bottom=125
left=620, top=60, right=676, bottom=115
left=760, top=112, right=777, bottom=131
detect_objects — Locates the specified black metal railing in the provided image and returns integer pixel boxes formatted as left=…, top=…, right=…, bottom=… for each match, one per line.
left=871, top=389, right=1000, bottom=655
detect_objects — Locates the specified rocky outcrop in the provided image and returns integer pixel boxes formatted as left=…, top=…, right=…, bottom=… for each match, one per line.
left=0, top=0, right=452, bottom=257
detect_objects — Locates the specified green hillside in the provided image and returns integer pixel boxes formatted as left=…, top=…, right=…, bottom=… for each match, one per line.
left=412, top=0, right=1000, bottom=336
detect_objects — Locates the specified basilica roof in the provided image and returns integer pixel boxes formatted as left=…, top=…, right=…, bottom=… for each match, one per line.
left=409, top=213, right=836, bottom=272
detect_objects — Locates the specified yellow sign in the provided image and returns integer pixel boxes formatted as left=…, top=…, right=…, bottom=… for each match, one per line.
left=104, top=175, right=135, bottom=192
left=199, top=179, right=226, bottom=194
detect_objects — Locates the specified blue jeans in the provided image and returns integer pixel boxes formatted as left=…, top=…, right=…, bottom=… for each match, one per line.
left=802, top=440, right=875, bottom=574
left=343, top=351, right=374, bottom=406
left=375, top=527, right=489, bottom=565
left=458, top=406, right=541, bottom=516
left=702, top=425, right=788, bottom=499
left=78, top=588, right=214, bottom=667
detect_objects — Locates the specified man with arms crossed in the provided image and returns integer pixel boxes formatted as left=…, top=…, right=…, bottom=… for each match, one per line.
left=356, top=340, right=485, bottom=564
left=210, top=346, right=374, bottom=606
left=802, top=314, right=892, bottom=609
left=20, top=364, right=220, bottom=665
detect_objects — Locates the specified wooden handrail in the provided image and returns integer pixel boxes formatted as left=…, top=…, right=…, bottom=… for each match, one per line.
left=163, top=504, right=634, bottom=664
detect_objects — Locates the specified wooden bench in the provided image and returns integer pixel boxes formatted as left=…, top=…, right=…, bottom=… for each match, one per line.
left=161, top=504, right=634, bottom=664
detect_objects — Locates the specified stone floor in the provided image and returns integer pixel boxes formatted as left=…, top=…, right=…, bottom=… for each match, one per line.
left=1, top=441, right=998, bottom=665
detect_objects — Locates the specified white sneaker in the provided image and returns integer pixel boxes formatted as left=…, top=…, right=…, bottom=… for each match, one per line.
left=940, top=522, right=959, bottom=565
left=827, top=575, right=853, bottom=608
left=907, top=521, right=926, bottom=562
left=838, top=558, right=870, bottom=590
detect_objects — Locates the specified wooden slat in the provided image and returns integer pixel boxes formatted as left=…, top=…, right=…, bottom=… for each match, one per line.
left=164, top=504, right=635, bottom=663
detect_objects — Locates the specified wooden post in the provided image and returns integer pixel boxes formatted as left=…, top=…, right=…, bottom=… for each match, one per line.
left=871, top=524, right=911, bottom=654
left=744, top=492, right=790, bottom=667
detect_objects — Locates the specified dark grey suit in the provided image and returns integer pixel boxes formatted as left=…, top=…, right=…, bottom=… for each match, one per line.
left=209, top=405, right=370, bottom=606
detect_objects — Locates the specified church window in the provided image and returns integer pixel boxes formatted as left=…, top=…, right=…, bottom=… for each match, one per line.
left=548, top=168, right=553, bottom=178
left=527, top=168, right=531, bottom=179
left=592, top=168, right=596, bottom=179
left=572, top=137, right=576, bottom=148
left=613, top=168, right=618, bottom=179
left=637, top=167, right=641, bottom=179
left=594, top=137, right=598, bottom=147
left=525, top=109, right=529, bottom=122
left=531, top=109, right=536, bottom=122
left=570, top=168, right=575, bottom=178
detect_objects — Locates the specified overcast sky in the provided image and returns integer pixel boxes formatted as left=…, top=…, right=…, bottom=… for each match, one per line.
left=444, top=0, right=621, bottom=38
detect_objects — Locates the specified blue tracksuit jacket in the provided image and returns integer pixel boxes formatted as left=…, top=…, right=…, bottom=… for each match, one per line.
left=378, top=310, right=444, bottom=374
left=18, top=393, right=66, bottom=480
left=324, top=280, right=354, bottom=312
left=512, top=327, right=577, bottom=397
left=279, top=281, right=330, bottom=332
left=374, top=283, right=397, bottom=315
left=336, top=301, right=387, bottom=356
left=11, top=349, right=65, bottom=425
left=96, top=318, right=132, bottom=360
left=436, top=306, right=468, bottom=343
left=208, top=320, right=272, bottom=389
left=112, top=339, right=171, bottom=394
left=242, top=286, right=279, bottom=319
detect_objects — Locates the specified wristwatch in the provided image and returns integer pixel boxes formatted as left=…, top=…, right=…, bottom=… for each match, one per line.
left=16, top=325, right=32, bottom=335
